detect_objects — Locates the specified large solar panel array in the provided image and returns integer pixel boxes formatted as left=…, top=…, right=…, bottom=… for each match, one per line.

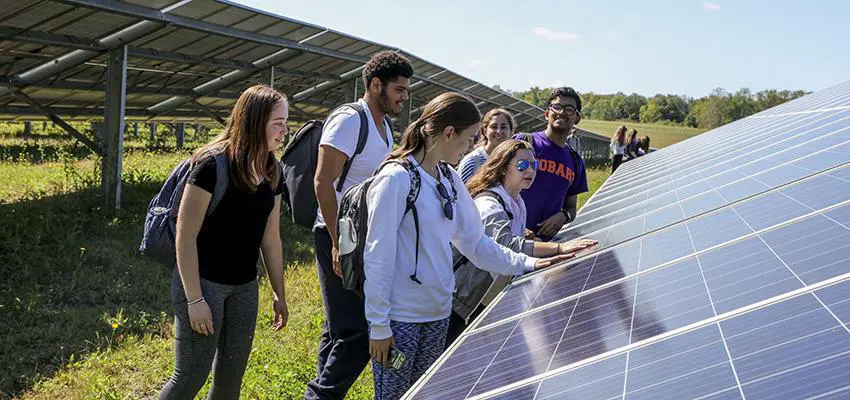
left=0, top=0, right=548, bottom=131
left=403, top=80, right=850, bottom=399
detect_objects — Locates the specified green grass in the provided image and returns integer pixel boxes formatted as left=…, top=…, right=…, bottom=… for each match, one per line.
left=578, top=119, right=708, bottom=148
left=1, top=133, right=610, bottom=400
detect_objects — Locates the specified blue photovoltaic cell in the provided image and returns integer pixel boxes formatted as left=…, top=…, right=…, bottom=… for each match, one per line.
left=454, top=289, right=850, bottom=400
left=698, top=237, right=803, bottom=314
left=721, top=295, right=850, bottom=399
left=407, top=83, right=850, bottom=400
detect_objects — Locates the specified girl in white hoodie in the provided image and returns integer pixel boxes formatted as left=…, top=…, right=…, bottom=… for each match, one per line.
left=363, top=93, right=570, bottom=399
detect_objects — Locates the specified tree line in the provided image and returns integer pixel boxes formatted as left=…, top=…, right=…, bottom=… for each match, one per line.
left=507, top=86, right=808, bottom=129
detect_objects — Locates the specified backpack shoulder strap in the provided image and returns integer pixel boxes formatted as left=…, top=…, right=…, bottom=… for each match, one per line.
left=477, top=190, right=513, bottom=220
left=384, top=115, right=394, bottom=141
left=208, top=153, right=229, bottom=215
left=387, top=158, right=423, bottom=284
left=515, top=132, right=535, bottom=145
left=336, top=103, right=369, bottom=192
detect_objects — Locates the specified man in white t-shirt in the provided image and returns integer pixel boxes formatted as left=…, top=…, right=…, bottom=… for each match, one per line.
left=305, top=51, right=413, bottom=400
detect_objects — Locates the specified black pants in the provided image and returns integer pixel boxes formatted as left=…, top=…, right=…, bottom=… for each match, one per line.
left=304, top=227, right=371, bottom=400
left=612, top=154, right=624, bottom=173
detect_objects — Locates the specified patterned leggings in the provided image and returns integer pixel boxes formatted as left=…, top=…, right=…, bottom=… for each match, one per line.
left=372, top=319, right=449, bottom=400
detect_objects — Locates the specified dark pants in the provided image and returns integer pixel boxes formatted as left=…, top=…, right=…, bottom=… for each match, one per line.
left=304, top=227, right=371, bottom=400
left=159, top=272, right=258, bottom=400
left=612, top=154, right=624, bottom=173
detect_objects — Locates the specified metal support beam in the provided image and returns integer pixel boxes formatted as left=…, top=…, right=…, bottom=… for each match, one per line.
left=175, top=122, right=185, bottom=149
left=399, top=94, right=412, bottom=131
left=102, top=45, right=127, bottom=210
left=260, top=66, right=275, bottom=88
left=23, top=121, right=32, bottom=139
left=59, top=0, right=366, bottom=64
left=346, top=79, right=358, bottom=103
left=190, top=100, right=227, bottom=126
left=150, top=123, right=156, bottom=142
left=293, top=65, right=364, bottom=102
left=28, top=79, right=243, bottom=99
left=12, top=91, right=102, bottom=153
left=0, top=20, right=163, bottom=97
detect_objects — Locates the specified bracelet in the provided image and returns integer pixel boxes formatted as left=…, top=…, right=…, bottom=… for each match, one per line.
left=187, top=296, right=205, bottom=305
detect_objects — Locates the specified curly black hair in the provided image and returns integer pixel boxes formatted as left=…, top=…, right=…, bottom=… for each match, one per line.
left=548, top=87, right=582, bottom=112
left=362, top=50, right=414, bottom=89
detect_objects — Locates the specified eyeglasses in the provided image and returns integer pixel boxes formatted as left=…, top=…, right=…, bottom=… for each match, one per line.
left=436, top=181, right=455, bottom=220
left=549, top=103, right=579, bottom=116
left=517, top=159, right=539, bottom=172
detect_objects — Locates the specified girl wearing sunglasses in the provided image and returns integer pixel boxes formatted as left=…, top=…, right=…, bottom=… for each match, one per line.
left=446, top=139, right=598, bottom=346
left=362, top=93, right=572, bottom=400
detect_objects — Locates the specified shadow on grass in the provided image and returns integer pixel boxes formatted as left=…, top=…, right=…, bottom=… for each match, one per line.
left=0, top=180, right=316, bottom=398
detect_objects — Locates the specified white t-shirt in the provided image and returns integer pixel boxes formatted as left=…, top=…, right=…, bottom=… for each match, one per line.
left=315, top=99, right=394, bottom=228
left=363, top=158, right=537, bottom=340
left=611, top=142, right=626, bottom=156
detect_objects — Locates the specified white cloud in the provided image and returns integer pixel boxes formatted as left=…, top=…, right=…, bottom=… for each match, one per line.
left=468, top=59, right=491, bottom=68
left=532, top=27, right=579, bottom=42
left=602, top=30, right=620, bottom=40
left=552, top=80, right=565, bottom=88
left=703, top=2, right=720, bottom=10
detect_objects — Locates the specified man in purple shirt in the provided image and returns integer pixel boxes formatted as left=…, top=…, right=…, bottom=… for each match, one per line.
left=515, top=87, right=588, bottom=241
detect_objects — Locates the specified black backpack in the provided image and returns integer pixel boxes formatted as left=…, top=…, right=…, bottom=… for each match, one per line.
left=279, top=102, right=393, bottom=229
left=452, top=190, right=513, bottom=272
left=336, top=159, right=457, bottom=298
left=139, top=153, right=229, bottom=267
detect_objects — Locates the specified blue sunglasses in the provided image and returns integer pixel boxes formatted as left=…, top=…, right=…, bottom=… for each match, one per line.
left=517, top=159, right=539, bottom=172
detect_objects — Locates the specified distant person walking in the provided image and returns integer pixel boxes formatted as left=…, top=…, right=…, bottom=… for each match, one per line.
left=610, top=125, right=627, bottom=173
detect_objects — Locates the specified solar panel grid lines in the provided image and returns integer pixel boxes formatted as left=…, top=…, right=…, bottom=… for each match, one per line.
left=426, top=271, right=850, bottom=400
left=465, top=197, right=850, bottom=343
left=556, top=158, right=848, bottom=255
left=575, top=110, right=850, bottom=226
left=521, top=162, right=850, bottom=303
left=749, top=80, right=850, bottom=117
left=491, top=196, right=850, bottom=333
left=590, top=113, right=806, bottom=194
left=565, top=123, right=850, bottom=242
left=749, top=105, right=850, bottom=118
left=592, top=108, right=848, bottom=198
left=408, top=83, right=850, bottom=400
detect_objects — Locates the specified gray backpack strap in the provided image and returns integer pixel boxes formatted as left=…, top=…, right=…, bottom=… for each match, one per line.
left=477, top=190, right=513, bottom=220
left=208, top=153, right=229, bottom=215
left=384, top=115, right=394, bottom=142
left=336, top=103, right=370, bottom=192
left=380, top=158, right=422, bottom=284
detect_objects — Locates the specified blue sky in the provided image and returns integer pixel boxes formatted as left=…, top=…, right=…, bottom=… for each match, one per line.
left=236, top=0, right=850, bottom=98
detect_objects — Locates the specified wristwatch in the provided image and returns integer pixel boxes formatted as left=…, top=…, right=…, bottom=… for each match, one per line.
left=560, top=208, right=571, bottom=222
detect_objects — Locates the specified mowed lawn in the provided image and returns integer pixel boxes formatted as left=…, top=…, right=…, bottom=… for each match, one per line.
left=578, top=119, right=707, bottom=148
left=0, top=136, right=611, bottom=400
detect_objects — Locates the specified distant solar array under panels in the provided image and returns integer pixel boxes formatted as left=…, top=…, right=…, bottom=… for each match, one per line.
left=403, top=79, right=850, bottom=399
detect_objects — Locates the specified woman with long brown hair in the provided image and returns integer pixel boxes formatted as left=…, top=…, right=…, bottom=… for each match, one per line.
left=362, top=93, right=571, bottom=399
left=446, top=140, right=597, bottom=345
left=610, top=125, right=628, bottom=172
left=456, top=108, right=516, bottom=182
left=159, top=85, right=289, bottom=399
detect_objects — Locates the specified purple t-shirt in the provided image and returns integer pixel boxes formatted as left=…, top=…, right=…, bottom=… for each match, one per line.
left=517, top=131, right=588, bottom=237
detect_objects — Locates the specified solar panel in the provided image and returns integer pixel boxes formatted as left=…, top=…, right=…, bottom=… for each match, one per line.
left=403, top=80, right=850, bottom=399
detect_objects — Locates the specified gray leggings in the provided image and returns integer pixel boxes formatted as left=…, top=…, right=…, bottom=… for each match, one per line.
left=159, top=272, right=259, bottom=400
